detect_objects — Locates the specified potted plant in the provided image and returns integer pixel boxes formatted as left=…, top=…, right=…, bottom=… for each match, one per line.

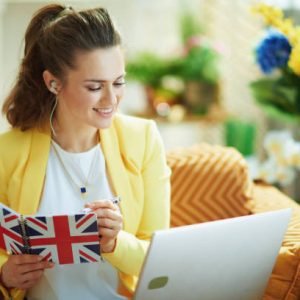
left=126, top=52, right=183, bottom=115
left=172, top=35, right=220, bottom=114
left=126, top=11, right=221, bottom=116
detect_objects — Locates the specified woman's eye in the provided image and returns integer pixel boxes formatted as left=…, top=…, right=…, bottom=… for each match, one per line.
left=87, top=86, right=101, bottom=91
left=114, top=82, right=126, bottom=87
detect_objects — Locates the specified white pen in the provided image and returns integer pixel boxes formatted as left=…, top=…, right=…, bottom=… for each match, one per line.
left=81, top=196, right=121, bottom=213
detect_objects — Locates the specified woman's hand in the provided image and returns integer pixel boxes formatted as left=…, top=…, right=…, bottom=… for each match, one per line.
left=1, top=254, right=54, bottom=289
left=85, top=199, right=123, bottom=253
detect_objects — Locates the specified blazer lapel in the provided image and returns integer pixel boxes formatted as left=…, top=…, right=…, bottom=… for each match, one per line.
left=18, top=129, right=51, bottom=215
left=100, top=126, right=139, bottom=233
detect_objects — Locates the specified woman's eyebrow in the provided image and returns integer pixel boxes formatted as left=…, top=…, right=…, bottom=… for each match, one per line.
left=83, top=74, right=126, bottom=83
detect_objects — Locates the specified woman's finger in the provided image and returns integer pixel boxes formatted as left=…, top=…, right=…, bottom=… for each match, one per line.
left=99, top=227, right=117, bottom=239
left=95, top=208, right=122, bottom=222
left=11, top=254, right=42, bottom=265
left=85, top=200, right=118, bottom=211
left=21, top=269, right=44, bottom=282
left=97, top=218, right=122, bottom=231
left=18, top=261, right=54, bottom=274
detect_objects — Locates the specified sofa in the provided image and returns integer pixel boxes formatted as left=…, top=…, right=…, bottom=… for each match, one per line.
left=166, top=144, right=300, bottom=299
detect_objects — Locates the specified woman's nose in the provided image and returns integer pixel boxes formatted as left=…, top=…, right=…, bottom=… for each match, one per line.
left=99, top=85, right=117, bottom=106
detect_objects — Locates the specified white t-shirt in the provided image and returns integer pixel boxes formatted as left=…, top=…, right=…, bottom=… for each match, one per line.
left=27, top=142, right=125, bottom=300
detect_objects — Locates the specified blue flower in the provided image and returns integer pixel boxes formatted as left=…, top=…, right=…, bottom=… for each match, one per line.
left=255, top=29, right=291, bottom=74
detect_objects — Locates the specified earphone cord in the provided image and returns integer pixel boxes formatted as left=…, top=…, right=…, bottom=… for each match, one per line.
left=50, top=97, right=58, bottom=136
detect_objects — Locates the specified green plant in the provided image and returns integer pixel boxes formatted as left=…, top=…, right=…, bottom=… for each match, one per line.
left=179, top=10, right=204, bottom=44
left=126, top=53, right=172, bottom=88
left=250, top=68, right=300, bottom=122
left=173, top=39, right=219, bottom=84
left=175, top=10, right=219, bottom=84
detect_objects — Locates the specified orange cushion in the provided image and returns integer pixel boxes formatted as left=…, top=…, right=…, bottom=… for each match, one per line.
left=167, top=144, right=253, bottom=227
left=251, top=183, right=300, bottom=299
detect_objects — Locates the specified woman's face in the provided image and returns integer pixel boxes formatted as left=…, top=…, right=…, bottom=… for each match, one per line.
left=56, top=46, right=125, bottom=130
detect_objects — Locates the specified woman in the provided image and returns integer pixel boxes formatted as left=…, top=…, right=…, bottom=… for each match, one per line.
left=0, top=4, right=170, bottom=300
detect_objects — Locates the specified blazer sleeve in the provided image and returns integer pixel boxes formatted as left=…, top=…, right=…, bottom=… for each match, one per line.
left=0, top=152, right=25, bottom=300
left=103, top=121, right=171, bottom=276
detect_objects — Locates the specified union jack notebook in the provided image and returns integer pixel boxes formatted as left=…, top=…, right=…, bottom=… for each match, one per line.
left=0, top=203, right=101, bottom=265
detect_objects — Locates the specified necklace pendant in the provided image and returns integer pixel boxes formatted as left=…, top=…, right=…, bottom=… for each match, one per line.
left=80, top=187, right=87, bottom=195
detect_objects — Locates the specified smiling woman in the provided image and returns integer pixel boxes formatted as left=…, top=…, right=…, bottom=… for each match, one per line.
left=0, top=4, right=170, bottom=300
left=44, top=47, right=126, bottom=142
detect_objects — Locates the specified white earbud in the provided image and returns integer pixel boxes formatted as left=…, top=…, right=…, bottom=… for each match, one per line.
left=50, top=81, right=58, bottom=94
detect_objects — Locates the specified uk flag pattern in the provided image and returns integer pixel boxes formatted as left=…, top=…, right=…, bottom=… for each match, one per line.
left=0, top=205, right=24, bottom=254
left=0, top=203, right=101, bottom=265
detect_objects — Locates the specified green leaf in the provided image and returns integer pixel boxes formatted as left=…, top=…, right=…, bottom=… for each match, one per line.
left=126, top=53, right=172, bottom=87
left=250, top=78, right=300, bottom=122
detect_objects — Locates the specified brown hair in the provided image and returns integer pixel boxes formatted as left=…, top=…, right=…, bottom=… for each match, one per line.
left=2, top=4, right=121, bottom=131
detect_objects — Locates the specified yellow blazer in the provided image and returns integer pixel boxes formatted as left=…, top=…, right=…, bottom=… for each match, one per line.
left=0, top=114, right=171, bottom=300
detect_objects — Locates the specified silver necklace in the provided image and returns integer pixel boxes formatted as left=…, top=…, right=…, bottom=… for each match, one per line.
left=51, top=141, right=100, bottom=198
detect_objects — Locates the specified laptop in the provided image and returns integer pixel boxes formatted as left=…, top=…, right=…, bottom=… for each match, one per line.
left=133, top=209, right=291, bottom=300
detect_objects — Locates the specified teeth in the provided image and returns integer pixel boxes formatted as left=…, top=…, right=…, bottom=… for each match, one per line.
left=93, top=108, right=113, bottom=113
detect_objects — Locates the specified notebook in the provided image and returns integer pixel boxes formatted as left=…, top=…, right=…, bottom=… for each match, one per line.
left=0, top=203, right=100, bottom=264
left=134, top=209, right=292, bottom=300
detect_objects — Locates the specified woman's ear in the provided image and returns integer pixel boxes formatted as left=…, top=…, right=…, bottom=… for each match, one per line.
left=43, top=70, right=61, bottom=94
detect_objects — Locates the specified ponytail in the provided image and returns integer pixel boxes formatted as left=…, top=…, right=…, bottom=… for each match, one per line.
left=2, top=5, right=65, bottom=130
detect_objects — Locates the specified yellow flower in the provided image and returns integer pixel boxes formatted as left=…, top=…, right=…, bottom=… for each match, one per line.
left=252, top=4, right=299, bottom=46
left=278, top=19, right=293, bottom=36
left=292, top=27, right=300, bottom=45
left=252, top=4, right=283, bottom=26
left=288, top=43, right=300, bottom=75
